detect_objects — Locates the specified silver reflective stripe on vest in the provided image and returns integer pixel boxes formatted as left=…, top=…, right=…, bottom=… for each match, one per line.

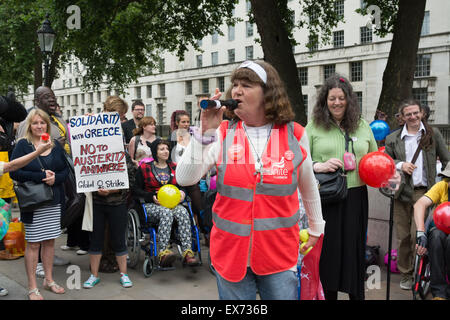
left=212, top=212, right=251, bottom=237
left=213, top=210, right=300, bottom=236
left=254, top=209, right=300, bottom=231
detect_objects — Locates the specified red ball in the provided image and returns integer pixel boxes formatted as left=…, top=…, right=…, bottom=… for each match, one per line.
left=378, top=146, right=385, bottom=153
left=434, top=202, right=450, bottom=234
left=41, top=133, right=50, bottom=141
left=358, top=151, right=396, bottom=188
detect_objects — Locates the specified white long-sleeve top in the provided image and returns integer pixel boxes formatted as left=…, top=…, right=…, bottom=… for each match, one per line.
left=176, top=122, right=325, bottom=237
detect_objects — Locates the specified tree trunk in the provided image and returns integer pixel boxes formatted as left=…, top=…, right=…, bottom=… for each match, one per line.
left=250, top=0, right=307, bottom=125
left=377, top=0, right=426, bottom=129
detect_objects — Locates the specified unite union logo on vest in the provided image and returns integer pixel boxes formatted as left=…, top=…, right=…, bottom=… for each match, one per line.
left=269, top=156, right=289, bottom=179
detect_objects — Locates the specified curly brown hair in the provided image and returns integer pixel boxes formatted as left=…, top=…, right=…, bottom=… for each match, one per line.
left=312, top=74, right=361, bottom=133
left=224, top=60, right=295, bottom=125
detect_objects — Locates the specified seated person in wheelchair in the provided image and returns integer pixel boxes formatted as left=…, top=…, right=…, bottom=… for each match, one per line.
left=413, top=162, right=450, bottom=300
left=132, top=138, right=199, bottom=267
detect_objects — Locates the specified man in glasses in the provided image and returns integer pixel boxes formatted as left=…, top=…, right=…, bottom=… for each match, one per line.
left=385, top=99, right=450, bottom=291
left=122, top=100, right=145, bottom=145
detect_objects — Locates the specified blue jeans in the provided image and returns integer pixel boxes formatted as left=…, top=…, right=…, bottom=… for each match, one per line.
left=215, top=267, right=298, bottom=300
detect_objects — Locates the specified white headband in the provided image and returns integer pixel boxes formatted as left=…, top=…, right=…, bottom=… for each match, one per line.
left=238, top=60, right=267, bottom=84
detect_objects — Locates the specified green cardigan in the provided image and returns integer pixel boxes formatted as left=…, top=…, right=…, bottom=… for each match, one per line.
left=306, top=119, right=378, bottom=189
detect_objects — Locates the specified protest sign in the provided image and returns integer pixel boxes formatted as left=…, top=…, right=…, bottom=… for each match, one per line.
left=69, top=112, right=128, bottom=193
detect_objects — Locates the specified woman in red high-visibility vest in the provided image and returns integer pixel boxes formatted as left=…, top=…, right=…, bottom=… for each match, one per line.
left=176, top=60, right=325, bottom=300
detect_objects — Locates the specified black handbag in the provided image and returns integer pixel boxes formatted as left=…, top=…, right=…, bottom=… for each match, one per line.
left=315, top=168, right=347, bottom=204
left=61, top=151, right=86, bottom=228
left=314, top=132, right=352, bottom=204
left=13, top=155, right=54, bottom=212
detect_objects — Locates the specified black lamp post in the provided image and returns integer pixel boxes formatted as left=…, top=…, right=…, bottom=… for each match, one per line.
left=37, top=14, right=56, bottom=87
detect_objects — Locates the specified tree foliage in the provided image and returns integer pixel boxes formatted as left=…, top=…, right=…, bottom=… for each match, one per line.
left=0, top=0, right=238, bottom=96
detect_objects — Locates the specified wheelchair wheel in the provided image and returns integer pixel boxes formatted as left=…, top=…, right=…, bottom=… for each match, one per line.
left=413, top=254, right=431, bottom=300
left=143, top=256, right=155, bottom=278
left=126, top=209, right=141, bottom=269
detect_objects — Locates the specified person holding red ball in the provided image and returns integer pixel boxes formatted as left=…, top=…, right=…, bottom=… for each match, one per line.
left=306, top=74, right=378, bottom=300
left=413, top=163, right=450, bottom=300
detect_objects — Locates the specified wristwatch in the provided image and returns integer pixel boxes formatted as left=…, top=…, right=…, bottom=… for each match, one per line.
left=189, top=126, right=217, bottom=145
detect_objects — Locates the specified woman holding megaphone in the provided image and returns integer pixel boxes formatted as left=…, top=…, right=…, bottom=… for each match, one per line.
left=132, top=138, right=199, bottom=267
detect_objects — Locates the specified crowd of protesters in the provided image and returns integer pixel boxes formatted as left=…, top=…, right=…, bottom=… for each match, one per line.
left=0, top=60, right=449, bottom=301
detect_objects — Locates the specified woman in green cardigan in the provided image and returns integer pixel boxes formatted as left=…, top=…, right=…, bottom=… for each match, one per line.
left=306, top=74, right=377, bottom=300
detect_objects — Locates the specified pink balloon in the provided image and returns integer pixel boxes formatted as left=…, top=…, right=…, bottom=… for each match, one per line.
left=139, top=157, right=153, bottom=166
left=209, top=175, right=217, bottom=190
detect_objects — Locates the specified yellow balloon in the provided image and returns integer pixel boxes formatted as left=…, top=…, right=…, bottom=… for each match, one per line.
left=299, top=229, right=309, bottom=243
left=157, top=184, right=181, bottom=209
left=300, top=242, right=313, bottom=255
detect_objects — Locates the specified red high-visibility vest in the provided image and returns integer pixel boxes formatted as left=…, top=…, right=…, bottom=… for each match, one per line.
left=210, top=120, right=307, bottom=282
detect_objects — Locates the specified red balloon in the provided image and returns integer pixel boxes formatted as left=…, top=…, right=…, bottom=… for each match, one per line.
left=434, top=202, right=450, bottom=234
left=358, top=151, right=396, bottom=188
left=378, top=146, right=385, bottom=153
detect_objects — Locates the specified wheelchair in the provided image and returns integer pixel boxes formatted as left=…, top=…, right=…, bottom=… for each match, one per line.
left=126, top=197, right=202, bottom=277
left=412, top=213, right=433, bottom=300
left=412, top=250, right=431, bottom=300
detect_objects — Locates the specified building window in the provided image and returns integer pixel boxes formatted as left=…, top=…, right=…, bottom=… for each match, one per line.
left=157, top=104, right=164, bottom=124
left=185, top=102, right=193, bottom=119
left=185, top=81, right=192, bottom=95
left=360, top=26, right=372, bottom=44
left=201, top=79, right=209, bottom=94
left=298, top=67, right=308, bottom=86
left=212, top=31, right=219, bottom=45
left=228, top=49, right=235, bottom=63
left=146, top=85, right=152, bottom=98
left=415, top=54, right=431, bottom=77
left=159, top=83, right=165, bottom=97
left=196, top=39, right=202, bottom=47
left=246, top=0, right=251, bottom=12
left=360, top=0, right=367, bottom=9
left=335, top=0, right=345, bottom=19
left=421, top=11, right=430, bottom=36
left=89, top=92, right=93, bottom=104
left=217, top=77, right=225, bottom=93
left=355, top=91, right=363, bottom=112
left=245, top=46, right=254, bottom=60
left=303, top=95, right=308, bottom=113
left=333, top=30, right=344, bottom=48
left=158, top=58, right=165, bottom=73
left=308, top=34, right=318, bottom=52
left=246, top=21, right=253, bottom=37
left=81, top=93, right=85, bottom=104
left=323, top=64, right=336, bottom=82
left=135, top=86, right=141, bottom=99
left=350, top=61, right=363, bottom=82
left=196, top=54, right=203, bottom=68
left=413, top=88, right=428, bottom=107
left=97, top=91, right=101, bottom=103
left=211, top=51, right=218, bottom=66
left=228, top=25, right=235, bottom=41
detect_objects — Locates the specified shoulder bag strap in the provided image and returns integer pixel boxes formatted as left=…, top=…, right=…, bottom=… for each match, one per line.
left=410, top=142, right=423, bottom=165
left=30, top=144, right=46, bottom=172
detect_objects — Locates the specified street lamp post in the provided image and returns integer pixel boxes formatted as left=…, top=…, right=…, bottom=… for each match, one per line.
left=37, top=14, right=56, bottom=87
